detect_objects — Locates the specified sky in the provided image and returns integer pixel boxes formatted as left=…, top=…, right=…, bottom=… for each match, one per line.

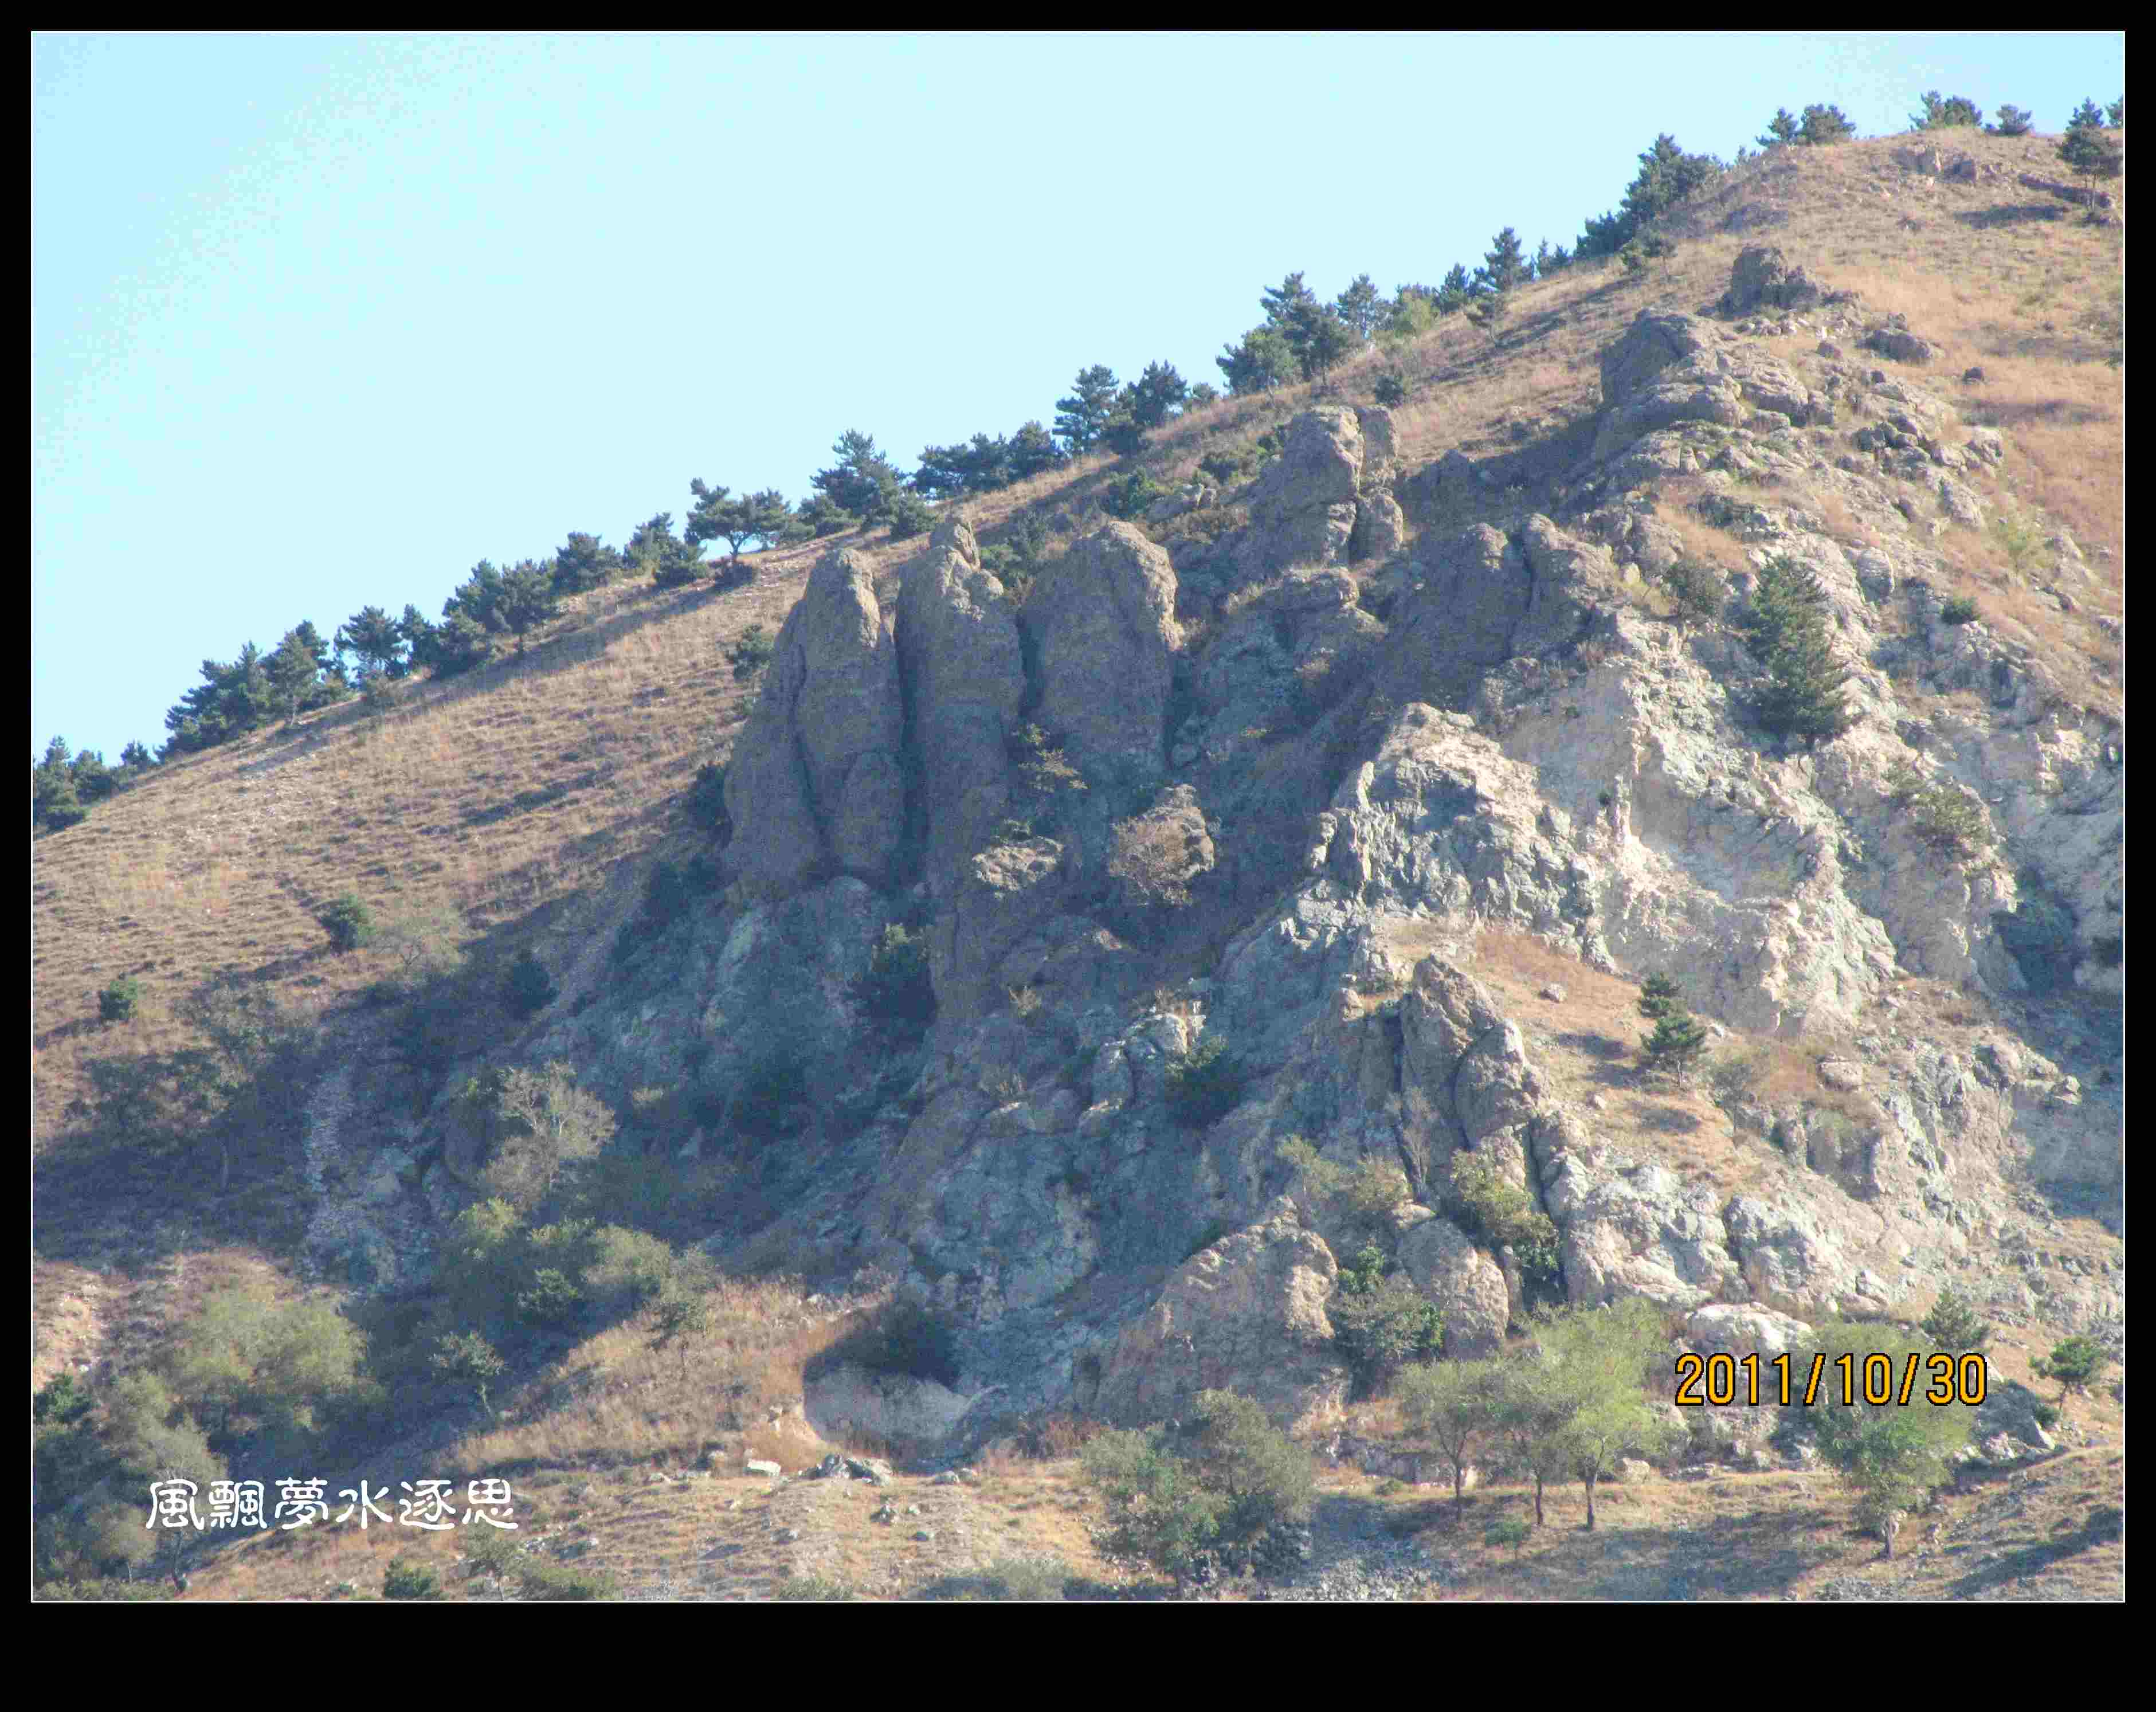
left=31, top=32, right=2126, bottom=763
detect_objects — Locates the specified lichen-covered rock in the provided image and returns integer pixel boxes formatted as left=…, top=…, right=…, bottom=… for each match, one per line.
left=1398, top=1216, right=1511, bottom=1356
left=1720, top=245, right=1825, bottom=315
left=1544, top=1154, right=1740, bottom=1309
left=897, top=514, right=1025, bottom=891
left=1095, top=1200, right=1349, bottom=1433
left=1684, top=1303, right=1815, bottom=1358
left=1225, top=407, right=1400, bottom=586
left=725, top=547, right=904, bottom=896
left=1024, top=522, right=1179, bottom=785
left=932, top=837, right=1072, bottom=1023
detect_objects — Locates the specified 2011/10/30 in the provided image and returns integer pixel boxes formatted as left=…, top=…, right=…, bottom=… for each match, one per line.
left=1673, top=1351, right=1989, bottom=1408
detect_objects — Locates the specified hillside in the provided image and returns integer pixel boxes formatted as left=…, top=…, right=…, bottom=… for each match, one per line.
left=33, top=125, right=2123, bottom=1600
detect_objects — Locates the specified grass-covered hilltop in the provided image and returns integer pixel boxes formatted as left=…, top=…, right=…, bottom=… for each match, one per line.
left=33, top=79, right=2122, bottom=1602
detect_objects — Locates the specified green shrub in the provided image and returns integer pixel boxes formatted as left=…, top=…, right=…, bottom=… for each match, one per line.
left=316, top=894, right=375, bottom=954
left=97, top=974, right=143, bottom=1025
left=853, top=924, right=936, bottom=1041
left=1373, top=372, right=1410, bottom=408
left=1446, top=1151, right=1561, bottom=1282
left=459, top=1529, right=520, bottom=1580
left=1101, top=470, right=1167, bottom=522
left=725, top=624, right=775, bottom=681
left=1331, top=1247, right=1445, bottom=1394
left=382, top=1556, right=443, bottom=1600
left=1165, top=1032, right=1247, bottom=1129
left=1888, top=765, right=1991, bottom=859
left=514, top=1267, right=588, bottom=1330
left=501, top=949, right=558, bottom=1020
left=1939, top=595, right=1979, bottom=625
left=774, top=1576, right=857, bottom=1600
left=582, top=1225, right=686, bottom=1313
left=884, top=488, right=937, bottom=541
left=516, top=1558, right=621, bottom=1600
left=1920, top=1288, right=1994, bottom=1356
left=1485, top=1516, right=1532, bottom=1556
left=977, top=1557, right=1071, bottom=1600
left=1659, top=558, right=1724, bottom=626
left=1198, top=445, right=1263, bottom=488
left=2032, top=1335, right=2110, bottom=1404
left=687, top=761, right=731, bottom=836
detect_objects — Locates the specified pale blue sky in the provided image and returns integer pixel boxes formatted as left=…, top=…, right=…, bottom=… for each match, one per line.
left=31, top=32, right=2124, bottom=762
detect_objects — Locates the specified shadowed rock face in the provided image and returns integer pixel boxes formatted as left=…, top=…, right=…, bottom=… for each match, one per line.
left=896, top=515, right=1026, bottom=895
left=724, top=547, right=903, bottom=895
left=1022, top=521, right=1181, bottom=787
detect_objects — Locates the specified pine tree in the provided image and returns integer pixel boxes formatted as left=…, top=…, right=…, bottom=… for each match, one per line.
left=1216, top=327, right=1295, bottom=396
left=2106, top=96, right=2123, bottom=127
left=2059, top=102, right=2123, bottom=210
left=1920, top=1289, right=1994, bottom=1356
left=494, top=560, right=560, bottom=654
left=2032, top=1336, right=2110, bottom=1406
left=1260, top=270, right=1322, bottom=330
left=1798, top=104, right=1857, bottom=146
left=1477, top=226, right=1532, bottom=296
left=1619, top=135, right=1723, bottom=230
left=1005, top=421, right=1065, bottom=480
left=1053, top=366, right=1121, bottom=454
left=811, top=430, right=904, bottom=526
left=548, top=531, right=623, bottom=595
left=1741, top=555, right=1853, bottom=746
left=1988, top=105, right=2034, bottom=137
left=1290, top=305, right=1356, bottom=380
left=1433, top=264, right=1476, bottom=313
left=265, top=623, right=347, bottom=726
left=1334, top=274, right=1383, bottom=339
left=33, top=736, right=87, bottom=831
left=1262, top=272, right=1354, bottom=381
left=686, top=481, right=791, bottom=562
left=336, top=605, right=411, bottom=683
left=627, top=514, right=705, bottom=590
left=1758, top=108, right=1802, bottom=147
left=1643, top=1008, right=1711, bottom=1078
left=1637, top=974, right=1683, bottom=1023
left=118, top=741, right=156, bottom=773
left=1910, top=91, right=1982, bottom=131
left=1127, top=361, right=1190, bottom=429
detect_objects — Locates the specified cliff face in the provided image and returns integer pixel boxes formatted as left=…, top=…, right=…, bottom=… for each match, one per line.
left=301, top=252, right=2118, bottom=1454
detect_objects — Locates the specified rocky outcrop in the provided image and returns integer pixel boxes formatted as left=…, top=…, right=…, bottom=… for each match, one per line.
left=725, top=548, right=904, bottom=896
left=896, top=514, right=1025, bottom=892
left=1720, top=245, right=1825, bottom=315
left=1865, top=315, right=1938, bottom=366
left=1398, top=1216, right=1511, bottom=1356
left=1201, top=407, right=1404, bottom=591
left=1022, top=522, right=1180, bottom=786
left=1095, top=1200, right=1349, bottom=1433
left=1322, top=704, right=1608, bottom=967
left=931, top=836, right=1072, bottom=1023
left=1589, top=308, right=1821, bottom=488
left=1174, top=569, right=1384, bottom=770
